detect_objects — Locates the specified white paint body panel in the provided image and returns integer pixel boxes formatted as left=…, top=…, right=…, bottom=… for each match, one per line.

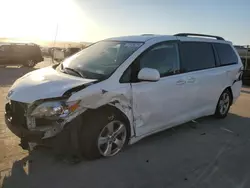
left=132, top=73, right=196, bottom=136
left=8, top=66, right=96, bottom=103
left=7, top=34, right=243, bottom=144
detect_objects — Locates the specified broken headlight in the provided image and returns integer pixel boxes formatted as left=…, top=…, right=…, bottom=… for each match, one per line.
left=30, top=100, right=80, bottom=119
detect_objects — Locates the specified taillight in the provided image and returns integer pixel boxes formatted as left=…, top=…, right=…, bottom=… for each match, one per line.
left=237, top=67, right=243, bottom=81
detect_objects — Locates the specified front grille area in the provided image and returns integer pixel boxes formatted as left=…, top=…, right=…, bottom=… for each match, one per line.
left=6, top=100, right=27, bottom=128
left=35, top=118, right=56, bottom=127
left=6, top=101, right=58, bottom=128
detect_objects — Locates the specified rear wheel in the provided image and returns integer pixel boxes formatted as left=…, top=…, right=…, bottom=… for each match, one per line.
left=25, top=59, right=35, bottom=67
left=80, top=111, right=128, bottom=159
left=214, top=89, right=232, bottom=118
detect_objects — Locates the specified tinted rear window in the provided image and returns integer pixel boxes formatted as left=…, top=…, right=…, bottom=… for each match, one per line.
left=214, top=43, right=238, bottom=66
left=180, top=42, right=216, bottom=72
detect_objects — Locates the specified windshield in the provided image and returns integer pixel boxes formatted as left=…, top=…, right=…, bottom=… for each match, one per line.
left=61, top=41, right=143, bottom=80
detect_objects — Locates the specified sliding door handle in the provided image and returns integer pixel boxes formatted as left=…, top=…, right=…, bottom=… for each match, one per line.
left=176, top=79, right=186, bottom=85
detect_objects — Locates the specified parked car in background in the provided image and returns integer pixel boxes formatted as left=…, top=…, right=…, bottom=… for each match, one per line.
left=0, top=43, right=44, bottom=67
left=53, top=48, right=65, bottom=62
left=234, top=45, right=250, bottom=85
left=5, top=33, right=242, bottom=159
left=65, top=47, right=81, bottom=57
left=53, top=47, right=81, bottom=62
left=48, top=47, right=63, bottom=57
left=40, top=47, right=50, bottom=57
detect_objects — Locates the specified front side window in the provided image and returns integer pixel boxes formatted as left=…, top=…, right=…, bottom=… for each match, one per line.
left=61, top=41, right=143, bottom=80
left=139, top=43, right=179, bottom=77
left=214, top=43, right=238, bottom=66
left=180, top=42, right=216, bottom=72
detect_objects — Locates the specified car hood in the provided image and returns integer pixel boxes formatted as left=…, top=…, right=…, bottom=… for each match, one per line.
left=7, top=66, right=96, bottom=103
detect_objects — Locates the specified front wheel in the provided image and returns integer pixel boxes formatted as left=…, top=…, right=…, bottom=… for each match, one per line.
left=80, top=111, right=128, bottom=159
left=214, top=89, right=232, bottom=118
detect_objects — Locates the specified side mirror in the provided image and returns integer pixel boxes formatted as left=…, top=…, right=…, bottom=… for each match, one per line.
left=138, top=68, right=160, bottom=82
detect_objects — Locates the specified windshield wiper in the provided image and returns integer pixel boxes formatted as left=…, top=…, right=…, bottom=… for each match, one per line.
left=64, top=67, right=85, bottom=78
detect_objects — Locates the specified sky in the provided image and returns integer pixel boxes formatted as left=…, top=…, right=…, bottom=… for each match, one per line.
left=0, top=0, right=249, bottom=45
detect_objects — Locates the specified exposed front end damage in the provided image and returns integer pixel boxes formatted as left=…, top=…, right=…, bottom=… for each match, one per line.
left=5, top=99, right=86, bottom=155
left=5, top=84, right=134, bottom=155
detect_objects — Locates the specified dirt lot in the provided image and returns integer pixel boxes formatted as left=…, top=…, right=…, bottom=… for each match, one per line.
left=0, top=60, right=250, bottom=188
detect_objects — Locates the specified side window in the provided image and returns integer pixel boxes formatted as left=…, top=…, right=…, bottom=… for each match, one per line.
left=120, top=66, right=132, bottom=83
left=214, top=43, right=238, bottom=66
left=139, top=43, right=179, bottom=77
left=180, top=42, right=216, bottom=72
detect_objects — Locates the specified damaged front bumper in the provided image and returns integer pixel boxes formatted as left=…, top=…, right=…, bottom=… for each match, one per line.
left=5, top=113, right=44, bottom=142
left=5, top=101, right=83, bottom=152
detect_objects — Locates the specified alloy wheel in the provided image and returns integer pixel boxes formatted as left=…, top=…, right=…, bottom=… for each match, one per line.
left=219, top=92, right=230, bottom=115
left=27, top=60, right=35, bottom=67
left=97, top=120, right=127, bottom=157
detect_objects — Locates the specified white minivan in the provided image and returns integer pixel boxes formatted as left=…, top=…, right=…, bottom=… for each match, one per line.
left=5, top=33, right=243, bottom=159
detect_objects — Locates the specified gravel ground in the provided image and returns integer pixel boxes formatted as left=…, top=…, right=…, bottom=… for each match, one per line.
left=0, top=60, right=250, bottom=188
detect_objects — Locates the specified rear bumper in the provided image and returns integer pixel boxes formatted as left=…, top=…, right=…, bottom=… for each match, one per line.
left=36, top=56, right=44, bottom=63
left=232, top=81, right=242, bottom=104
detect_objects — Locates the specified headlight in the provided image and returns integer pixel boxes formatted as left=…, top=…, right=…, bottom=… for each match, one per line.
left=30, top=100, right=80, bottom=119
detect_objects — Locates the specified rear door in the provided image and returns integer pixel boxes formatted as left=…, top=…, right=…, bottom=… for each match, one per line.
left=179, top=42, right=220, bottom=117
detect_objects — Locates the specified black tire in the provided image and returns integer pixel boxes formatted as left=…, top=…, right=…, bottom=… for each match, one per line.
left=214, top=89, right=232, bottom=118
left=80, top=110, right=129, bottom=160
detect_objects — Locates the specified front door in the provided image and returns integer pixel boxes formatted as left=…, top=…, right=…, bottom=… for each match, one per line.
left=131, top=42, right=195, bottom=136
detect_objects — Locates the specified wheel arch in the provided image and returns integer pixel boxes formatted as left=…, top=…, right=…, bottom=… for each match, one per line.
left=81, top=104, right=133, bottom=139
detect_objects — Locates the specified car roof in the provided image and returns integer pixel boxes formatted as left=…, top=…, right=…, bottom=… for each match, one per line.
left=105, top=34, right=231, bottom=44
left=106, top=34, right=175, bottom=42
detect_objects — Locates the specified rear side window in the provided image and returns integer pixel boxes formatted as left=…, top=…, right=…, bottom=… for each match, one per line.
left=214, top=43, right=238, bottom=66
left=180, top=42, right=216, bottom=72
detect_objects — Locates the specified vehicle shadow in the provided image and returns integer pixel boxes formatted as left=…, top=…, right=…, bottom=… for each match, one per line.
left=2, top=113, right=250, bottom=188
left=0, top=67, right=36, bottom=87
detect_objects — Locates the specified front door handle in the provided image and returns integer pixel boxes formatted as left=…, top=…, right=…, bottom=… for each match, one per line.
left=176, top=79, right=186, bottom=85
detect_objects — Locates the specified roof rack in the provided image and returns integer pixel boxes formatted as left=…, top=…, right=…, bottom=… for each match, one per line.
left=141, top=34, right=155, bottom=36
left=174, top=33, right=225, bottom=41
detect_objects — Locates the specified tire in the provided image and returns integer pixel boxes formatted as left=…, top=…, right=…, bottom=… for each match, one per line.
left=80, top=111, right=128, bottom=160
left=214, top=89, right=232, bottom=118
left=24, top=59, right=35, bottom=67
